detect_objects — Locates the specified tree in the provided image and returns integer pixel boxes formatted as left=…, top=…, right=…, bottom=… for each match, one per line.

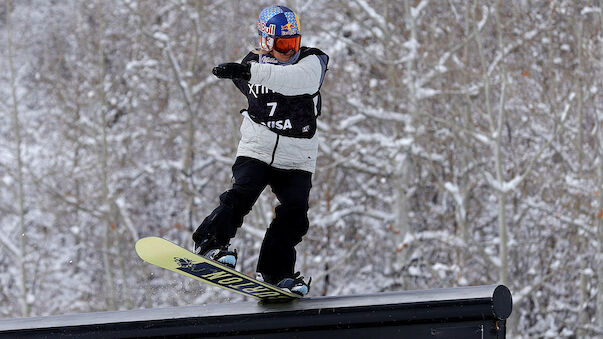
left=0, top=1, right=602, bottom=337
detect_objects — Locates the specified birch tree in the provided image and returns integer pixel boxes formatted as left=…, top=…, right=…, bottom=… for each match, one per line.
left=0, top=1, right=602, bottom=337
left=0, top=0, right=30, bottom=317
left=596, top=0, right=603, bottom=334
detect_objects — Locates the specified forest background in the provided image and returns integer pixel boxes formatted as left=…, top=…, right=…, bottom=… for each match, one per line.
left=1, top=0, right=602, bottom=338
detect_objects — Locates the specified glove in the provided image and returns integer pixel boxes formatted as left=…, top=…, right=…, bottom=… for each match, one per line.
left=212, top=62, right=251, bottom=80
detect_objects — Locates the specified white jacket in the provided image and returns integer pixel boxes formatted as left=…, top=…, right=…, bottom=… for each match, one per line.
left=236, top=54, right=326, bottom=173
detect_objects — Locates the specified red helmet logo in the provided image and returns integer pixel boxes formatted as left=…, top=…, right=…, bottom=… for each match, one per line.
left=281, top=23, right=297, bottom=35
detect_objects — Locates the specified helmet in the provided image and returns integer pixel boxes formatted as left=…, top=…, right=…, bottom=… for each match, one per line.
left=257, top=5, right=301, bottom=53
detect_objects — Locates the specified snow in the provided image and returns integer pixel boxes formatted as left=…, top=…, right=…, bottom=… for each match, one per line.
left=339, top=114, right=366, bottom=129
left=126, top=59, right=158, bottom=72
left=484, top=172, right=523, bottom=193
left=26, top=294, right=36, bottom=305
left=402, top=38, right=419, bottom=51
left=415, top=87, right=439, bottom=100
left=354, top=0, right=389, bottom=32
left=477, top=5, right=489, bottom=31
left=580, top=7, right=600, bottom=15
left=152, top=32, right=169, bottom=42
left=0, top=233, right=19, bottom=257
left=472, top=132, right=490, bottom=144
left=0, top=2, right=600, bottom=337
left=410, top=0, right=429, bottom=19
left=2, top=175, right=14, bottom=186
left=408, top=266, right=422, bottom=276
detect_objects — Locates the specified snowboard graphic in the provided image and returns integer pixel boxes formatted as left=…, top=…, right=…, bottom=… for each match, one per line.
left=135, top=237, right=300, bottom=302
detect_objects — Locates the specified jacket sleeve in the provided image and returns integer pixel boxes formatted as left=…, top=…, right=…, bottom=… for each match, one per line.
left=232, top=52, right=258, bottom=95
left=248, top=55, right=325, bottom=96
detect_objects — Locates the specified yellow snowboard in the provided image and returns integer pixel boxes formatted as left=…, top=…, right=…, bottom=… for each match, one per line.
left=135, top=236, right=300, bottom=302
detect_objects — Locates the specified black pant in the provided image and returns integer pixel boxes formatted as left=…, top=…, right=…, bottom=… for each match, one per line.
left=192, top=156, right=312, bottom=282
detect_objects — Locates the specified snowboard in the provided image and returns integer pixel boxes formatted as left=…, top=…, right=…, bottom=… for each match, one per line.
left=135, top=236, right=300, bottom=302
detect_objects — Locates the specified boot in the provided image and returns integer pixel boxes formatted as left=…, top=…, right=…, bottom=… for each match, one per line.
left=194, top=237, right=237, bottom=269
left=262, top=272, right=311, bottom=297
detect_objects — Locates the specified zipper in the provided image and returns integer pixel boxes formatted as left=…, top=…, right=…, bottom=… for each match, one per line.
left=269, top=134, right=280, bottom=166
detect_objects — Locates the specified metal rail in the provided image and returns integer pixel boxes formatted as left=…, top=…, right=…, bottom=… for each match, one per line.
left=0, top=284, right=512, bottom=338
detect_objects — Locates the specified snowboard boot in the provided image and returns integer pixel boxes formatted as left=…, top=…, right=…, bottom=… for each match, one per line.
left=262, top=272, right=311, bottom=297
left=194, top=237, right=238, bottom=269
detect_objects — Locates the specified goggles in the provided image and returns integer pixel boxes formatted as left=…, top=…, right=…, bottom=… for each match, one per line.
left=273, top=35, right=301, bottom=53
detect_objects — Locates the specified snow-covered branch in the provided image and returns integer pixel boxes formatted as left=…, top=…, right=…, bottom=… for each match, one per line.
left=484, top=92, right=575, bottom=194
left=0, top=233, right=19, bottom=257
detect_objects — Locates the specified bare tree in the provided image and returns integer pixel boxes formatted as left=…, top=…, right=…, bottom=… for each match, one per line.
left=1, top=0, right=30, bottom=317
left=597, top=0, right=603, bottom=334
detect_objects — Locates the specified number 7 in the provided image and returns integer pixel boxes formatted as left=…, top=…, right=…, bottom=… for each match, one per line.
left=267, top=102, right=277, bottom=116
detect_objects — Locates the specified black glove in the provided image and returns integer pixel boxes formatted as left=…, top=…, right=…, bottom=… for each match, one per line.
left=212, top=62, right=251, bottom=80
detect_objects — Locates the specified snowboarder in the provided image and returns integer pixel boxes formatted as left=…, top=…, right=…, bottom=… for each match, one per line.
left=192, top=5, right=329, bottom=297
